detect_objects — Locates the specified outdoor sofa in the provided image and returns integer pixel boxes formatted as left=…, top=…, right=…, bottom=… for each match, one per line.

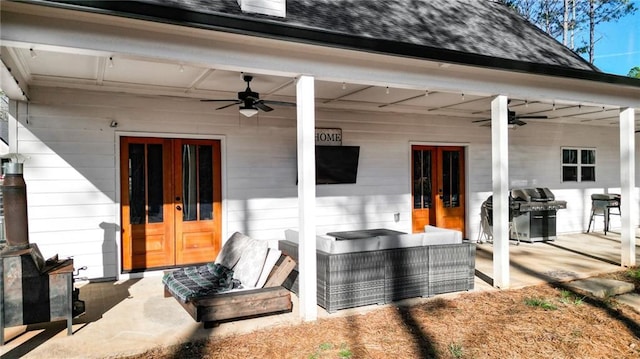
left=279, top=226, right=475, bottom=313
left=163, top=232, right=296, bottom=327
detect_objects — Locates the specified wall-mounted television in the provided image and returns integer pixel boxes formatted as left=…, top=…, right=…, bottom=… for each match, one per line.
left=315, top=145, right=360, bottom=184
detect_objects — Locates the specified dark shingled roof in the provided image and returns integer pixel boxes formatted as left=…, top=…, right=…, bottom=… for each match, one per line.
left=150, top=0, right=596, bottom=72
left=20, top=0, right=640, bottom=86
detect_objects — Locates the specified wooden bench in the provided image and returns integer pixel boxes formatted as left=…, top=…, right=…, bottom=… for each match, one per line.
left=164, top=255, right=296, bottom=327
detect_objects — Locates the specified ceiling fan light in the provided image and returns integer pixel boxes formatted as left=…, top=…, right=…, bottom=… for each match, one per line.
left=239, top=107, right=259, bottom=117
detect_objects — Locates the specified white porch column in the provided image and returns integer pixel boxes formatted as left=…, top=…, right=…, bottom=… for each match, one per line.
left=619, top=107, right=636, bottom=267
left=491, top=95, right=510, bottom=289
left=296, top=75, right=318, bottom=321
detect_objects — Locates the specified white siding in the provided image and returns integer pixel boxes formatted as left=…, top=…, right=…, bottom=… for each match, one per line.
left=12, top=87, right=640, bottom=279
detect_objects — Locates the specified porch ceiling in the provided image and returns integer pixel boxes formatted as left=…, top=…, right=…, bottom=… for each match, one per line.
left=1, top=45, right=637, bottom=128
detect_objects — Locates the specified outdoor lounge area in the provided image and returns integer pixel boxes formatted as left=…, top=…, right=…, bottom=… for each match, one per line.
left=279, top=227, right=475, bottom=312
left=2, top=230, right=639, bottom=359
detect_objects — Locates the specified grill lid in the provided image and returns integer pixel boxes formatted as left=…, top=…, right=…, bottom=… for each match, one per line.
left=511, top=187, right=555, bottom=202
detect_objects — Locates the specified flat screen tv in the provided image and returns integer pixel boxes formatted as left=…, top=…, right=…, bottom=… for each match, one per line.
left=315, top=145, right=360, bottom=184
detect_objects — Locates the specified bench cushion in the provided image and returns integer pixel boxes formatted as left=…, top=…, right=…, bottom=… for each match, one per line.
left=232, top=238, right=269, bottom=288
left=215, top=232, right=253, bottom=269
left=255, top=248, right=281, bottom=288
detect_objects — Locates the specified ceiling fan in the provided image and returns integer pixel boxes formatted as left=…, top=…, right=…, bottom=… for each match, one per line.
left=472, top=108, right=548, bottom=127
left=201, top=74, right=295, bottom=117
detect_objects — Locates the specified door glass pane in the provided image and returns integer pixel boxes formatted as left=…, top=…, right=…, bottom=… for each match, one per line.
left=198, top=145, right=214, bottom=220
left=442, top=150, right=460, bottom=208
left=128, top=144, right=145, bottom=225
left=147, top=144, right=164, bottom=223
left=413, top=150, right=432, bottom=209
left=182, top=144, right=198, bottom=221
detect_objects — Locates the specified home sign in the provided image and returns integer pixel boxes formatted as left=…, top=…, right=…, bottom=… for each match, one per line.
left=315, top=128, right=342, bottom=146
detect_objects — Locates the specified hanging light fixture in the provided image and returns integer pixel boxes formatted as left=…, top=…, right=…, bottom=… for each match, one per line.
left=239, top=106, right=259, bottom=117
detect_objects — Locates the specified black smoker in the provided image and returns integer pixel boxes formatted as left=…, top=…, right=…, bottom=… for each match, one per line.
left=510, top=187, right=567, bottom=243
left=0, top=162, right=85, bottom=345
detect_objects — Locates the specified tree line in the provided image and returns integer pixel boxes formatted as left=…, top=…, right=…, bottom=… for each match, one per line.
left=499, top=0, right=638, bottom=77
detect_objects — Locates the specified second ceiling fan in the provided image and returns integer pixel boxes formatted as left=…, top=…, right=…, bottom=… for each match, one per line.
left=472, top=106, right=548, bottom=127
left=201, top=74, right=295, bottom=117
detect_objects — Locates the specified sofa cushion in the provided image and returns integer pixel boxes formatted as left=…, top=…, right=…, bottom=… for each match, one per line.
left=233, top=238, right=269, bottom=288
left=284, top=229, right=299, bottom=243
left=255, top=248, right=282, bottom=288
left=377, top=233, right=424, bottom=250
left=215, top=232, right=253, bottom=269
left=315, top=235, right=380, bottom=254
left=423, top=225, right=463, bottom=245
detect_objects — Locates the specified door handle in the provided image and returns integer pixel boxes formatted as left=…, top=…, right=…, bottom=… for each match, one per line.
left=176, top=205, right=182, bottom=211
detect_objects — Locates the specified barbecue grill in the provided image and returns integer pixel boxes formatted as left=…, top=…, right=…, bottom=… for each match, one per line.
left=510, top=187, right=567, bottom=242
left=0, top=162, right=85, bottom=345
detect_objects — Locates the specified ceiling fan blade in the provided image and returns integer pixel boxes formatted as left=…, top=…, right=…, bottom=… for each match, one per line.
left=515, top=115, right=548, bottom=119
left=262, top=100, right=296, bottom=107
left=201, top=99, right=241, bottom=102
left=472, top=119, right=490, bottom=123
left=216, top=102, right=241, bottom=110
left=513, top=120, right=527, bottom=126
left=254, top=101, right=274, bottom=112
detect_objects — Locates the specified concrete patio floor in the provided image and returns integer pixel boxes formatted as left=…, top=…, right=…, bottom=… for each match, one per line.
left=1, top=230, right=639, bottom=359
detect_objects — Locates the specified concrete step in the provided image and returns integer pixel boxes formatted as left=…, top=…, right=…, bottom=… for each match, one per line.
left=565, top=278, right=635, bottom=299
left=615, top=293, right=640, bottom=313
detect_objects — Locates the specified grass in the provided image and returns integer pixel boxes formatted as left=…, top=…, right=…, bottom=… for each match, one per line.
left=308, top=342, right=352, bottom=359
left=448, top=342, right=464, bottom=358
left=524, top=297, right=558, bottom=310
left=559, top=289, right=584, bottom=305
left=626, top=268, right=640, bottom=282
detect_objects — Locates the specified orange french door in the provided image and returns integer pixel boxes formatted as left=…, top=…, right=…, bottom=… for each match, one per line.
left=121, top=137, right=222, bottom=271
left=411, top=146, right=465, bottom=234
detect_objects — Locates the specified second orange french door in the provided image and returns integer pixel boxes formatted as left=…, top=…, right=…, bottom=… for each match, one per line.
left=411, top=145, right=465, bottom=234
left=121, top=137, right=222, bottom=271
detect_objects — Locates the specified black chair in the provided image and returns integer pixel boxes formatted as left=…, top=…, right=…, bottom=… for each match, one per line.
left=477, top=196, right=520, bottom=245
left=587, top=194, right=621, bottom=235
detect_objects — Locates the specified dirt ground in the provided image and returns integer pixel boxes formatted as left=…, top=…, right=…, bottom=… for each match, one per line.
left=125, top=270, right=640, bottom=359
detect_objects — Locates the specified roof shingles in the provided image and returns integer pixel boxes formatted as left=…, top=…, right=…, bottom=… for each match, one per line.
left=147, top=0, right=596, bottom=71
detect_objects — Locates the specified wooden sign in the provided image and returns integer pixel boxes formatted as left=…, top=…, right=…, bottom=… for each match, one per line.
left=315, top=128, right=342, bottom=146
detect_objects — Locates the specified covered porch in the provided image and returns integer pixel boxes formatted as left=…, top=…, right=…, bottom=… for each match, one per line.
left=2, top=231, right=638, bottom=358
left=1, top=0, right=639, bottom=332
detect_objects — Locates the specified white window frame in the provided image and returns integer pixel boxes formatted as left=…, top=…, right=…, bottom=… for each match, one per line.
left=561, top=147, right=596, bottom=182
